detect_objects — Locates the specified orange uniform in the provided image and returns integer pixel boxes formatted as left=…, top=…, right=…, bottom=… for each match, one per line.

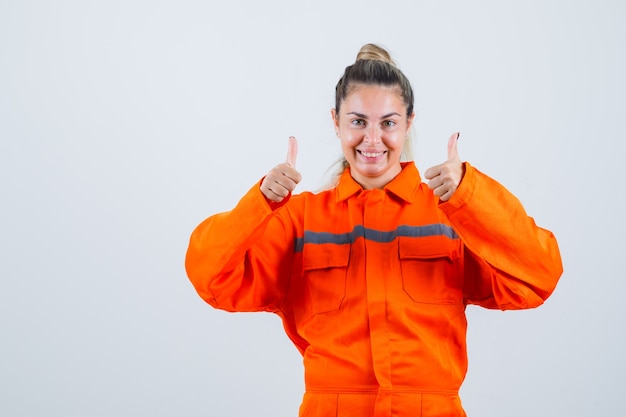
left=185, top=162, right=562, bottom=417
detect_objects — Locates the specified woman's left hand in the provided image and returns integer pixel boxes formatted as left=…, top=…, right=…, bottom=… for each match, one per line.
left=424, top=132, right=464, bottom=202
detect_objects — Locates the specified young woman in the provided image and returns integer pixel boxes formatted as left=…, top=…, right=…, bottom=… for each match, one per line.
left=185, top=44, right=562, bottom=417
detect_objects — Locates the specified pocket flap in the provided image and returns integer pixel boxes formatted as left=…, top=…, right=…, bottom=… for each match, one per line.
left=399, top=235, right=461, bottom=260
left=302, top=243, right=351, bottom=271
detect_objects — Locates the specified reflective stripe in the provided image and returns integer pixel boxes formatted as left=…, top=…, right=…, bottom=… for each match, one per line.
left=294, top=224, right=458, bottom=252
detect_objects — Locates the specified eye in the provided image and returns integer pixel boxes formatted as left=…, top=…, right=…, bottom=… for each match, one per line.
left=351, top=119, right=365, bottom=126
left=382, top=120, right=396, bottom=128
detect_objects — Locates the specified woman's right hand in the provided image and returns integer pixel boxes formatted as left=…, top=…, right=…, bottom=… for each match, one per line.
left=260, top=136, right=302, bottom=203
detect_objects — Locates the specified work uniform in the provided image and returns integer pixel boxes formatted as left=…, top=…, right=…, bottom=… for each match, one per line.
left=185, top=162, right=562, bottom=417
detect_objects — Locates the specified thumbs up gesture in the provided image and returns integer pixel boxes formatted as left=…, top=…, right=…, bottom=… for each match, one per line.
left=424, top=132, right=464, bottom=202
left=260, top=136, right=303, bottom=203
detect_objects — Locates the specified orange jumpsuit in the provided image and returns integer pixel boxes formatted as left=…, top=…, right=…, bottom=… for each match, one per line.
left=185, top=162, right=562, bottom=417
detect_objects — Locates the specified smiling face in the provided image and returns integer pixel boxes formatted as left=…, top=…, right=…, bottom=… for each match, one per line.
left=332, top=83, right=415, bottom=190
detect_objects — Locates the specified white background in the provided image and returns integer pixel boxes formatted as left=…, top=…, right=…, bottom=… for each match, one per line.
left=1, top=1, right=625, bottom=416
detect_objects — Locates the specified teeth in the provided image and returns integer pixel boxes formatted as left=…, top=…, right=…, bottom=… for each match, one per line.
left=360, top=151, right=384, bottom=158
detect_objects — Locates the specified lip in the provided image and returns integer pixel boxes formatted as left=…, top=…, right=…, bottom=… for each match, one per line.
left=357, top=149, right=387, bottom=160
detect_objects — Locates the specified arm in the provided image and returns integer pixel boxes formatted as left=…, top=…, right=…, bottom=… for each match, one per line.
left=185, top=181, right=295, bottom=312
left=441, top=163, right=563, bottom=310
left=185, top=137, right=302, bottom=312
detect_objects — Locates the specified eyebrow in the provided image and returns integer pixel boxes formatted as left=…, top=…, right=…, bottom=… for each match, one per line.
left=346, top=111, right=403, bottom=119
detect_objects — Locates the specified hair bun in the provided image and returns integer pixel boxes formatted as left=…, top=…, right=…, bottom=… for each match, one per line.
left=356, top=43, right=396, bottom=66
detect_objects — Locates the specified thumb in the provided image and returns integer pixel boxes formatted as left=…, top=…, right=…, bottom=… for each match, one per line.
left=286, top=136, right=298, bottom=168
left=447, top=132, right=460, bottom=161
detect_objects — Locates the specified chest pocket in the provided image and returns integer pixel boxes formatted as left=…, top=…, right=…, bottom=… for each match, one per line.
left=399, top=236, right=463, bottom=304
left=302, top=243, right=350, bottom=315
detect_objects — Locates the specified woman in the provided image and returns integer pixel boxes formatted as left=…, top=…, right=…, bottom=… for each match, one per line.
left=185, top=44, right=562, bottom=417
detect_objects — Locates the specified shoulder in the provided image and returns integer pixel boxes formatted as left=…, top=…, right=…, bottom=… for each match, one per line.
left=288, top=188, right=337, bottom=207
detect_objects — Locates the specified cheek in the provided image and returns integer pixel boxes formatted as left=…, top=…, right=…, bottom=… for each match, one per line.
left=386, top=133, right=406, bottom=150
left=340, top=131, right=361, bottom=148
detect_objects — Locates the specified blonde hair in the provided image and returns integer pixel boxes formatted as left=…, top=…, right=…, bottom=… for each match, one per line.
left=327, top=44, right=415, bottom=186
left=356, top=43, right=395, bottom=63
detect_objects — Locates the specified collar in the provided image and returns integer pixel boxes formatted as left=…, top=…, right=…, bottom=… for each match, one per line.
left=335, top=162, right=422, bottom=203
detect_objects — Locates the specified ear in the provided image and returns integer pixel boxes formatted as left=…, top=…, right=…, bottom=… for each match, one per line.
left=331, top=108, right=340, bottom=136
left=406, top=111, right=415, bottom=132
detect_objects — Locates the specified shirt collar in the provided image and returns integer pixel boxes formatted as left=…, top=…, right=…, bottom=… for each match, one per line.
left=335, top=162, right=422, bottom=203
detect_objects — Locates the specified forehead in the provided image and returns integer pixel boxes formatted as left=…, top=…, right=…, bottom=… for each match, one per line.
left=342, top=84, right=405, bottom=115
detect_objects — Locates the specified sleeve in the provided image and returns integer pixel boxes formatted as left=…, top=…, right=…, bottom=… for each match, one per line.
left=440, top=163, right=563, bottom=310
left=184, top=180, right=295, bottom=313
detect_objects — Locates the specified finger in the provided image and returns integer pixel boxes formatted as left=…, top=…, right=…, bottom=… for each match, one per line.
left=424, top=165, right=439, bottom=180
left=439, top=189, right=452, bottom=202
left=268, top=184, right=289, bottom=200
left=286, top=136, right=298, bottom=168
left=427, top=175, right=443, bottom=190
left=261, top=175, right=292, bottom=202
left=447, top=132, right=460, bottom=161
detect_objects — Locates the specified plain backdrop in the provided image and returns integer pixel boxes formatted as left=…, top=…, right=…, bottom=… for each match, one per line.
left=1, top=0, right=625, bottom=416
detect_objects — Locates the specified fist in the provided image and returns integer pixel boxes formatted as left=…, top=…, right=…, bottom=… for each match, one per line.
left=424, top=132, right=464, bottom=202
left=260, top=136, right=302, bottom=203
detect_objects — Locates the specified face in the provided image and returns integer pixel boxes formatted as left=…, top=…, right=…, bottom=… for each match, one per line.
left=332, top=84, right=414, bottom=190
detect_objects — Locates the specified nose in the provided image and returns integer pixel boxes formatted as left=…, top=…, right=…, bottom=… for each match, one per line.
left=363, top=125, right=381, bottom=144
